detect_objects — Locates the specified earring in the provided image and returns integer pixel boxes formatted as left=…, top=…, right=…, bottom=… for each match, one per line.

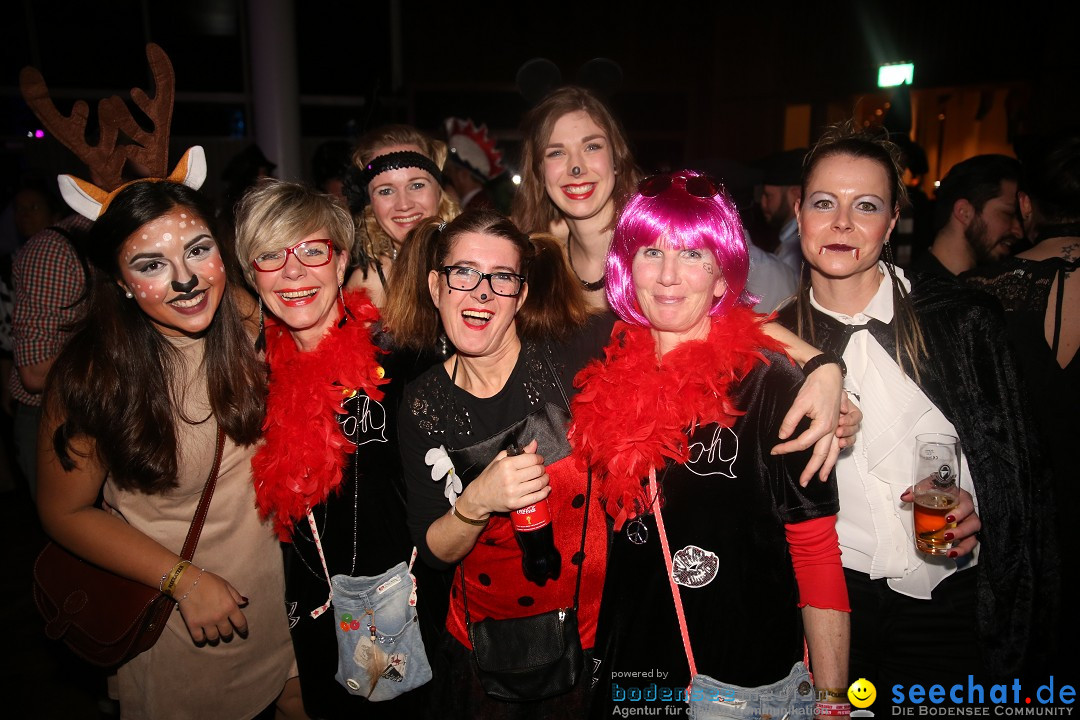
left=255, top=296, right=266, bottom=352
left=125, top=289, right=134, bottom=299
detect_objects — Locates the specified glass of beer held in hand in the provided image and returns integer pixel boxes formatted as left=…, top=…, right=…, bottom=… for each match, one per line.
left=912, top=433, right=962, bottom=556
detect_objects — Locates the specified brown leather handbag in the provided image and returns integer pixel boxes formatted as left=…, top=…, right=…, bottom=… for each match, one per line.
left=33, top=428, right=225, bottom=667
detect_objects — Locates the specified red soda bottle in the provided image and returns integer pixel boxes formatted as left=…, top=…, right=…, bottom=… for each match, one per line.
left=507, top=444, right=562, bottom=586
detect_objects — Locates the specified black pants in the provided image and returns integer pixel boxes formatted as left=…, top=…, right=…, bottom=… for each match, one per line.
left=846, top=566, right=983, bottom=701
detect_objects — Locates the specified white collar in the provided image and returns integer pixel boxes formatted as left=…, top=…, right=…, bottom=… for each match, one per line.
left=809, top=262, right=909, bottom=325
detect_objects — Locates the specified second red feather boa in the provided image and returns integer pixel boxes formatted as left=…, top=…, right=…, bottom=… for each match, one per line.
left=569, top=306, right=786, bottom=530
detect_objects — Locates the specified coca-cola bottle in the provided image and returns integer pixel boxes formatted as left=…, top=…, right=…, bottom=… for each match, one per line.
left=507, top=444, right=561, bottom=586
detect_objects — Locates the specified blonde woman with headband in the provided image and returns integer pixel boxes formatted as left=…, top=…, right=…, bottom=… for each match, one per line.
left=345, top=125, right=461, bottom=307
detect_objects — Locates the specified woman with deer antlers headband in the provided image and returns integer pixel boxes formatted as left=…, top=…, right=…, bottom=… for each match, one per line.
left=35, top=175, right=303, bottom=720
left=344, top=124, right=461, bottom=308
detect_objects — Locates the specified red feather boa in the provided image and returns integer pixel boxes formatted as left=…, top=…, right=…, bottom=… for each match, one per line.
left=252, top=291, right=387, bottom=540
left=569, top=306, right=787, bottom=529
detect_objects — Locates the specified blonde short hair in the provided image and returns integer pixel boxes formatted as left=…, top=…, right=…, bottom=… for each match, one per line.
left=234, top=179, right=354, bottom=287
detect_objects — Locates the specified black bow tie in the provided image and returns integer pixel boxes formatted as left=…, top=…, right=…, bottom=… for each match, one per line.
left=813, top=313, right=896, bottom=359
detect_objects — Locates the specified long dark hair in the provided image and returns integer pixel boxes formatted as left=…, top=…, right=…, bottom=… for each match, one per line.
left=383, top=208, right=591, bottom=350
left=47, top=181, right=265, bottom=493
left=793, top=121, right=927, bottom=381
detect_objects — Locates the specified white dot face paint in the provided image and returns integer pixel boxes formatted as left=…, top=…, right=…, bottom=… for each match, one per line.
left=117, top=206, right=226, bottom=338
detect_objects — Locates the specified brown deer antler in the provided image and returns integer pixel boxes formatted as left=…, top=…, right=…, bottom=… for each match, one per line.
left=19, top=43, right=175, bottom=192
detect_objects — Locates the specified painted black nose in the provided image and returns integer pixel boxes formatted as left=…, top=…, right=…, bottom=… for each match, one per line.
left=172, top=276, right=198, bottom=293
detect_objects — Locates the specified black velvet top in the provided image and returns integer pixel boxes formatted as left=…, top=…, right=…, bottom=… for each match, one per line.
left=591, top=349, right=836, bottom=717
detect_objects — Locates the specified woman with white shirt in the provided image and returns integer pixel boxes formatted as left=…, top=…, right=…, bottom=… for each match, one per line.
left=777, top=123, right=1055, bottom=686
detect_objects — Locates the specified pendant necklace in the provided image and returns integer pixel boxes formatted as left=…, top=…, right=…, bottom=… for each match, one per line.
left=625, top=479, right=662, bottom=545
left=567, top=232, right=606, bottom=292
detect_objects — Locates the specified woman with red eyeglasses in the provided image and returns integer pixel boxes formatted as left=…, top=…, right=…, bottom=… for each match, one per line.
left=235, top=180, right=436, bottom=718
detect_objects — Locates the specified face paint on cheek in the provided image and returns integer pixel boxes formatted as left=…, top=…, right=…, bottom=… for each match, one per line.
left=702, top=263, right=713, bottom=275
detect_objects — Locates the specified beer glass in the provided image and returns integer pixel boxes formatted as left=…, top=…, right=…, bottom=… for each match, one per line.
left=912, top=433, right=961, bottom=556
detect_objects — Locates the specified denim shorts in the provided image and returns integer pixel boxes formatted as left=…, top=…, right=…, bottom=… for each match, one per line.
left=330, top=560, right=432, bottom=701
left=688, top=662, right=816, bottom=720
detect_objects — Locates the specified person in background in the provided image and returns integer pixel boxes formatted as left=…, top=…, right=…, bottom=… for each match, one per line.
left=962, top=132, right=1077, bottom=667
left=10, top=192, right=90, bottom=496
left=912, top=154, right=1022, bottom=277
left=759, top=148, right=807, bottom=274
left=312, top=140, right=352, bottom=208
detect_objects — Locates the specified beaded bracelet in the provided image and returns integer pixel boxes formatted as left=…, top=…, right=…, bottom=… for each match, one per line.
left=161, top=560, right=191, bottom=598
left=816, top=701, right=853, bottom=716
left=453, top=506, right=489, bottom=526
left=176, top=568, right=205, bottom=604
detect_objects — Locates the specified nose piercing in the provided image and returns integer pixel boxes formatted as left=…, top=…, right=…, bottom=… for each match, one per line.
left=571, top=166, right=582, bottom=177
left=171, top=276, right=198, bottom=293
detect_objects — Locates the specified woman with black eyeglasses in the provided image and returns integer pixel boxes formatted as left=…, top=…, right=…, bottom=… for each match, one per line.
left=235, top=180, right=437, bottom=718
left=384, top=208, right=611, bottom=717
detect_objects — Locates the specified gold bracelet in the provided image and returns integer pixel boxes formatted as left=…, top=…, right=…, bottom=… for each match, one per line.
left=161, top=560, right=191, bottom=598
left=453, top=506, right=489, bottom=527
left=816, top=688, right=849, bottom=702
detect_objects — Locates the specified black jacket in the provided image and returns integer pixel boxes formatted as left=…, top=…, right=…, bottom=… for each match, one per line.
left=776, top=272, right=1058, bottom=678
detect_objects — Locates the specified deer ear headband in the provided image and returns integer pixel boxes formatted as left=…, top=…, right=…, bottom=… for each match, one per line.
left=19, top=42, right=205, bottom=221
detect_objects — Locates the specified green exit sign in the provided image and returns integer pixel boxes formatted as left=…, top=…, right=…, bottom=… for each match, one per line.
left=878, top=62, right=914, bottom=87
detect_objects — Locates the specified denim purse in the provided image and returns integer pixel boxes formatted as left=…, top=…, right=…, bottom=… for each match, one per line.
left=330, top=549, right=432, bottom=701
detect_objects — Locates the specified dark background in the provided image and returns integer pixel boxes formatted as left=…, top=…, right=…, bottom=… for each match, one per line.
left=1, top=0, right=1073, bottom=189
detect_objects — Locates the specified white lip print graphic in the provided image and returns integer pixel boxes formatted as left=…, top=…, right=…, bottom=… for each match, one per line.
left=671, top=545, right=719, bottom=588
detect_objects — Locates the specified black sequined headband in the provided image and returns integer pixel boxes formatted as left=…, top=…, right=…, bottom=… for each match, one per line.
left=358, top=150, right=444, bottom=190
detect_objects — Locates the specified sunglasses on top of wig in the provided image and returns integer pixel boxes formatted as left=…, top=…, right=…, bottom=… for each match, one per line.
left=606, top=170, right=757, bottom=326
left=637, top=173, right=724, bottom=199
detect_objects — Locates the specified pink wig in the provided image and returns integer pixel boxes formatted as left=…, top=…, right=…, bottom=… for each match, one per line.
left=606, top=170, right=755, bottom=326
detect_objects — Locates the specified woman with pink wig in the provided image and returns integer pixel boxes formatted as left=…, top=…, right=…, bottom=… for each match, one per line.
left=572, top=171, right=851, bottom=719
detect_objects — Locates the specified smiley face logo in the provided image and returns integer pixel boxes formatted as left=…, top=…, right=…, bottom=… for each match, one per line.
left=848, top=678, right=877, bottom=708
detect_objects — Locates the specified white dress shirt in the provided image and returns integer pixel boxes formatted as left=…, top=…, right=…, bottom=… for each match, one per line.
left=810, top=264, right=979, bottom=599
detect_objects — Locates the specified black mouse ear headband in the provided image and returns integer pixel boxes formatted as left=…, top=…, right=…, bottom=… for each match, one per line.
left=515, top=57, right=624, bottom=107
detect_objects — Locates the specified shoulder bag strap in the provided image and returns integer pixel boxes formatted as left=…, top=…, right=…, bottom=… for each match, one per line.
left=177, top=426, right=226, bottom=561
left=651, top=468, right=811, bottom=685
left=650, top=469, right=698, bottom=679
